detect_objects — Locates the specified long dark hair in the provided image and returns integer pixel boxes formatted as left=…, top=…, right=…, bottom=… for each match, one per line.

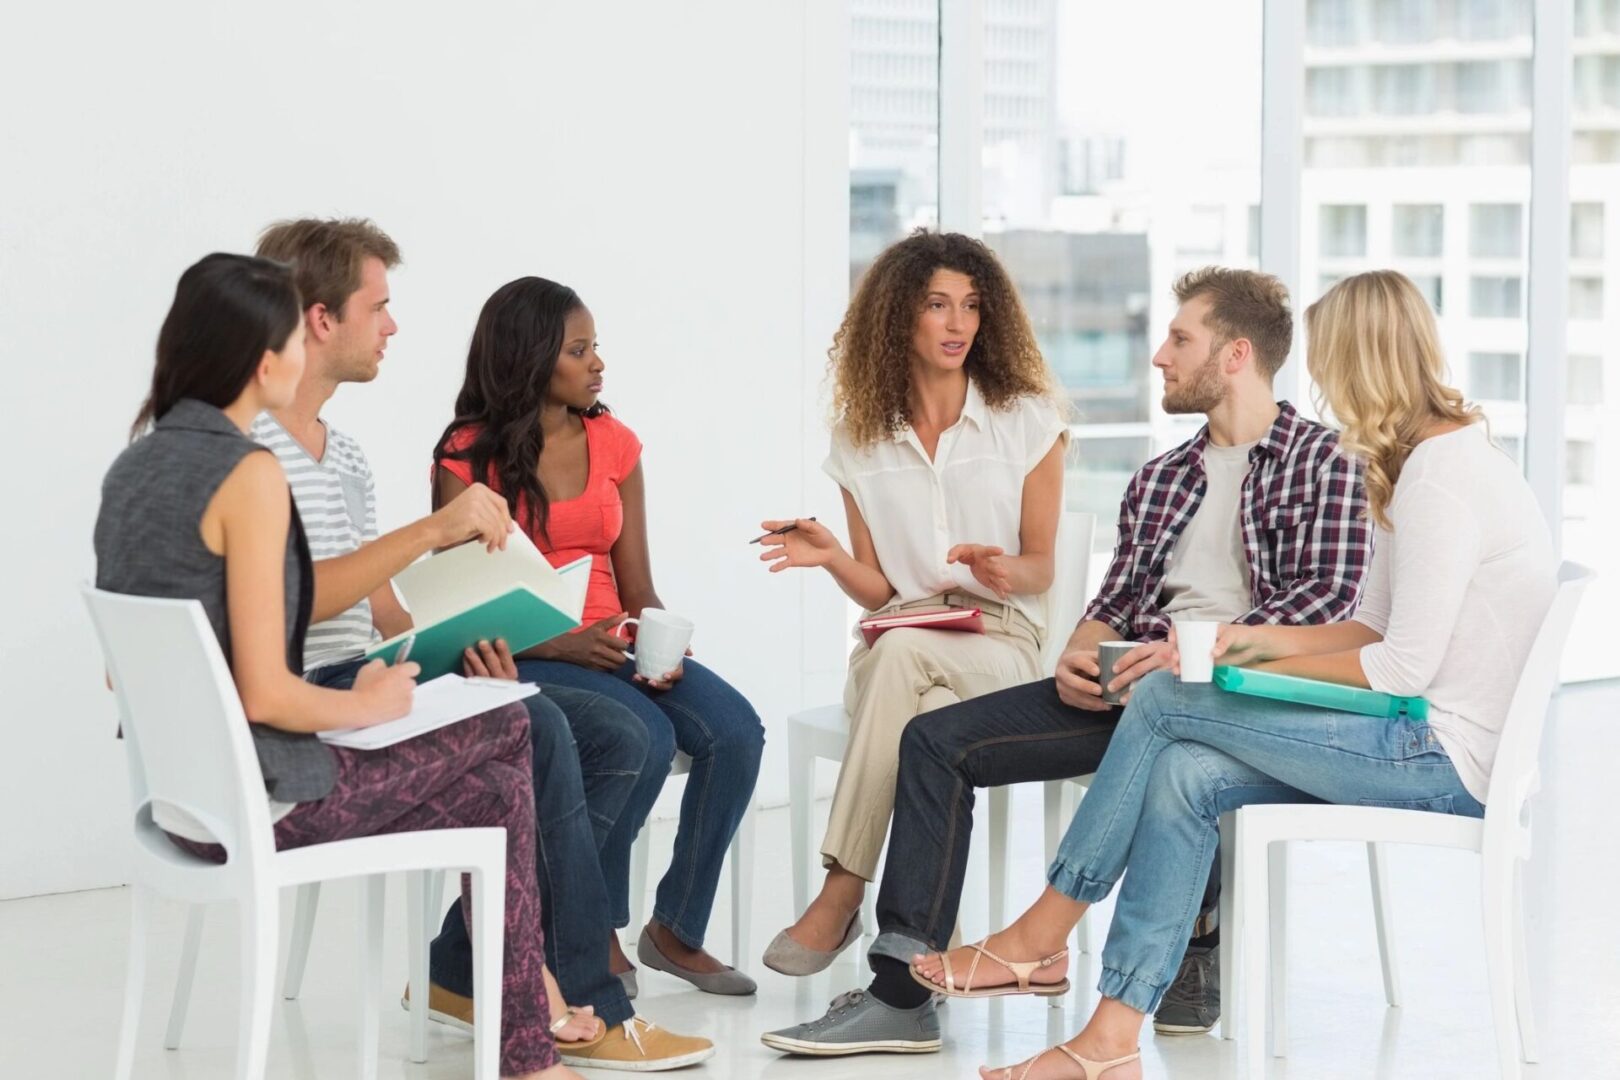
left=132, top=253, right=302, bottom=438
left=433, top=276, right=606, bottom=541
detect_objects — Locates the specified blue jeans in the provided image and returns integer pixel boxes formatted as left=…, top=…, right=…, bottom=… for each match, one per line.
left=517, top=657, right=765, bottom=950
left=307, top=658, right=647, bottom=1027
left=1050, top=669, right=1484, bottom=1016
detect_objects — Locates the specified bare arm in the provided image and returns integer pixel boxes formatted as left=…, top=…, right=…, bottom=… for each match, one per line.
left=756, top=488, right=896, bottom=610
left=369, top=581, right=413, bottom=640
left=308, top=517, right=441, bottom=624
left=212, top=454, right=414, bottom=732
left=607, top=462, right=665, bottom=617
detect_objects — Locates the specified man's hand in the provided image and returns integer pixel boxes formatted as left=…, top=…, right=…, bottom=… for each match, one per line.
left=946, top=544, right=1013, bottom=599
left=1103, top=641, right=1177, bottom=699
left=1054, top=649, right=1114, bottom=711
left=430, top=482, right=514, bottom=552
left=463, top=638, right=519, bottom=680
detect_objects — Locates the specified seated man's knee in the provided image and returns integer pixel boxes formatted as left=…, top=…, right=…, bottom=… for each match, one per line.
left=524, top=694, right=578, bottom=759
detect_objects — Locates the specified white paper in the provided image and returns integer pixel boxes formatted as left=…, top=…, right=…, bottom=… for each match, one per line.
left=318, top=674, right=540, bottom=750
left=393, top=530, right=591, bottom=627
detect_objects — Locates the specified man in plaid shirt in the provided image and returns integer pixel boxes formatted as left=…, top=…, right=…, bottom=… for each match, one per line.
left=764, top=268, right=1372, bottom=1058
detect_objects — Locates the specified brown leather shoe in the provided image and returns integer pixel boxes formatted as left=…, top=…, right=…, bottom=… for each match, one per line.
left=559, top=1016, right=714, bottom=1071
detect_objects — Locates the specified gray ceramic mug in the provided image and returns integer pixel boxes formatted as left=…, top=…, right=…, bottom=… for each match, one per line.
left=1096, top=641, right=1138, bottom=705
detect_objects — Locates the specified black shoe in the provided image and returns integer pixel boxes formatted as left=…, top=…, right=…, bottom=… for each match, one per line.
left=1152, top=944, right=1219, bottom=1035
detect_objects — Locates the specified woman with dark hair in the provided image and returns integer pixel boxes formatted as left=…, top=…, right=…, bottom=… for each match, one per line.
left=96, top=253, right=581, bottom=1080
left=434, top=277, right=765, bottom=1002
left=758, top=230, right=1069, bottom=975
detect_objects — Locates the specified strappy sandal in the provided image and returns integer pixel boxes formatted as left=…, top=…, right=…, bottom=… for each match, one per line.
left=909, top=937, right=1070, bottom=998
left=550, top=1007, right=607, bottom=1051
left=989, top=1044, right=1140, bottom=1080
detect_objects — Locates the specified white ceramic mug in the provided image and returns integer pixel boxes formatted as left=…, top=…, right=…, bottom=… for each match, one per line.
left=1174, top=620, right=1219, bottom=683
left=617, top=608, right=695, bottom=680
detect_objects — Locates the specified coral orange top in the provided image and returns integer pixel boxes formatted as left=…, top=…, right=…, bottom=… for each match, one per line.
left=437, top=413, right=643, bottom=626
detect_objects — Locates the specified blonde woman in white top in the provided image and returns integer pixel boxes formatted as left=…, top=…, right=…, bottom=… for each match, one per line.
left=759, top=230, right=1069, bottom=974
left=910, top=269, right=1557, bottom=1080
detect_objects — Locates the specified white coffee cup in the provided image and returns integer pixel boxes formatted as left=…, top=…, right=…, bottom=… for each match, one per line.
left=617, top=608, right=694, bottom=681
left=1174, top=620, right=1219, bottom=683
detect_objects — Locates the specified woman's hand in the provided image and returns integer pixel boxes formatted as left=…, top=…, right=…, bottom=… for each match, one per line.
left=946, top=543, right=1013, bottom=599
left=534, top=614, right=633, bottom=671
left=634, top=647, right=693, bottom=692
left=758, top=518, right=845, bottom=572
left=463, top=638, right=519, bottom=680
left=1210, top=624, right=1279, bottom=669
left=351, top=657, right=420, bottom=725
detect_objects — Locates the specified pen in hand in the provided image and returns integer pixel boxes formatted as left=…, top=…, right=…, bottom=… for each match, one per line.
left=749, top=517, right=817, bottom=544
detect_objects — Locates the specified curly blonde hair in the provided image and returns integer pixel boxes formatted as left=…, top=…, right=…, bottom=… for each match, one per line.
left=1305, top=270, right=1482, bottom=530
left=830, top=230, right=1060, bottom=447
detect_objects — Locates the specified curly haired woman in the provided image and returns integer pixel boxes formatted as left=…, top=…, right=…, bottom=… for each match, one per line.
left=760, top=230, right=1069, bottom=974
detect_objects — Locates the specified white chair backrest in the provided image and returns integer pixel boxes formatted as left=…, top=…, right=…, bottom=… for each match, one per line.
left=83, top=586, right=276, bottom=869
left=1041, top=510, right=1097, bottom=676
left=1483, top=561, right=1593, bottom=823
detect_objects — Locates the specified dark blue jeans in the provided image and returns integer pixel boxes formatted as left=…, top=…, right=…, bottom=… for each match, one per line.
left=516, top=657, right=765, bottom=950
left=307, top=658, right=646, bottom=1027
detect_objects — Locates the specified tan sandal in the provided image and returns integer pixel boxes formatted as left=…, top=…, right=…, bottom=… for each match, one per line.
left=550, top=1007, right=607, bottom=1050
left=909, top=937, right=1070, bottom=998
left=990, top=1044, right=1140, bottom=1080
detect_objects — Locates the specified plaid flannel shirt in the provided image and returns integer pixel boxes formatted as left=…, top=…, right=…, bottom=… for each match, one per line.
left=1081, top=402, right=1371, bottom=642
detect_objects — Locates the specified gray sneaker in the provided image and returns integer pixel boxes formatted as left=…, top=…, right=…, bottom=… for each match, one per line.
left=761, top=989, right=941, bottom=1056
left=1153, top=944, right=1220, bottom=1034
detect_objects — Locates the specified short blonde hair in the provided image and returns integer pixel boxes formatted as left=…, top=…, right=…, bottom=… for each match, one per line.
left=1305, top=270, right=1481, bottom=529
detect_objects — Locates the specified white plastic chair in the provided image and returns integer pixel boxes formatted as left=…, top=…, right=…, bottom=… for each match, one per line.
left=86, top=587, right=507, bottom=1080
left=1220, top=562, right=1592, bottom=1080
left=785, top=510, right=1095, bottom=939
left=628, top=751, right=756, bottom=969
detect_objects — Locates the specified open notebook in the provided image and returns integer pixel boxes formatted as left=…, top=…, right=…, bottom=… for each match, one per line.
left=318, top=675, right=540, bottom=750
left=365, top=530, right=592, bottom=681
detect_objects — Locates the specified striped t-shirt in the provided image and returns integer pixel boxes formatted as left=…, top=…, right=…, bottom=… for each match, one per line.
left=252, top=413, right=380, bottom=672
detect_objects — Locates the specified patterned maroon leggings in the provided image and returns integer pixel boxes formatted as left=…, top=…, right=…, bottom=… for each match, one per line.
left=171, top=705, right=556, bottom=1076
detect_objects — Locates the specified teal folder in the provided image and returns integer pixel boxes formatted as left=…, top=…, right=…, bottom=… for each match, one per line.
left=1212, top=665, right=1429, bottom=720
left=366, top=587, right=580, bottom=682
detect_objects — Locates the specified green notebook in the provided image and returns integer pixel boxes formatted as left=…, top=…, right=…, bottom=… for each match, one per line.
left=366, top=532, right=591, bottom=683
left=1213, top=665, right=1429, bottom=720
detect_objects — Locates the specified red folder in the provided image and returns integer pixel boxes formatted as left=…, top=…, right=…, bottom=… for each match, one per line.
left=858, top=606, right=985, bottom=647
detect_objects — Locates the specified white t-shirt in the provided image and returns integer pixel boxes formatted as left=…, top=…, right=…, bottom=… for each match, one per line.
left=252, top=413, right=382, bottom=672
left=1160, top=439, right=1256, bottom=622
left=1353, top=424, right=1557, bottom=804
left=823, top=381, right=1068, bottom=631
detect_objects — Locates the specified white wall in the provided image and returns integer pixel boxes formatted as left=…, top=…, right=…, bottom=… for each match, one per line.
left=0, top=2, right=850, bottom=899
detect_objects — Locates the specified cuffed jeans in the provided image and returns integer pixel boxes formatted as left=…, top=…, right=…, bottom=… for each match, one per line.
left=515, top=657, right=765, bottom=950
left=307, top=657, right=646, bottom=1028
left=1048, top=669, right=1484, bottom=1015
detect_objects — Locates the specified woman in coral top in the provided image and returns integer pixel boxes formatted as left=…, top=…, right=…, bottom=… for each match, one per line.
left=434, top=277, right=764, bottom=998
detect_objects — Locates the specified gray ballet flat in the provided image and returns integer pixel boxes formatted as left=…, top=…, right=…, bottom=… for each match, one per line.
left=761, top=910, right=863, bottom=977
left=617, top=967, right=638, bottom=1000
left=636, top=926, right=758, bottom=995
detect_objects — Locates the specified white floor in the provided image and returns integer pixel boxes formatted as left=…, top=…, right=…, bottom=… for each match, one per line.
left=4, top=682, right=1618, bottom=1080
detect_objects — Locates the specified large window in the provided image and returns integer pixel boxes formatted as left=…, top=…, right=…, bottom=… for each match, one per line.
left=980, top=0, right=1262, bottom=579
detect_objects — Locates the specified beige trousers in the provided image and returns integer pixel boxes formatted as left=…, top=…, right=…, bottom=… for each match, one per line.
left=820, top=592, right=1042, bottom=881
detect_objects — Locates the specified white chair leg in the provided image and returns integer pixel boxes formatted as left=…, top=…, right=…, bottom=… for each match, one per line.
left=358, top=876, right=385, bottom=1080
left=406, top=871, right=431, bottom=1063
left=236, top=891, right=279, bottom=1080
left=1511, top=863, right=1539, bottom=1063
left=988, top=786, right=1009, bottom=930
left=730, top=805, right=755, bottom=969
left=164, top=903, right=205, bottom=1050
left=1268, top=842, right=1288, bottom=1059
left=113, top=885, right=150, bottom=1080
left=471, top=864, right=505, bottom=1080
left=788, top=726, right=815, bottom=918
left=427, top=870, right=447, bottom=940
left=1240, top=829, right=1270, bottom=1080
left=1366, top=842, right=1402, bottom=1008
left=628, top=824, right=651, bottom=937
left=282, top=882, right=321, bottom=1000
left=1218, top=814, right=1237, bottom=1041
left=1481, top=856, right=1525, bottom=1080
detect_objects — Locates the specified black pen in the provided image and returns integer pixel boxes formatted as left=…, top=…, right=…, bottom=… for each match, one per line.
left=749, top=517, right=817, bottom=544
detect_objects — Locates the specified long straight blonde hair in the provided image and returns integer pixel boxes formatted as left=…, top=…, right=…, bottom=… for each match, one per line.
left=1305, top=270, right=1482, bottom=530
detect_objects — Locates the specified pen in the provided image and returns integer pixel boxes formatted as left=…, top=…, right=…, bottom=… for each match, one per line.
left=749, top=517, right=817, bottom=544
